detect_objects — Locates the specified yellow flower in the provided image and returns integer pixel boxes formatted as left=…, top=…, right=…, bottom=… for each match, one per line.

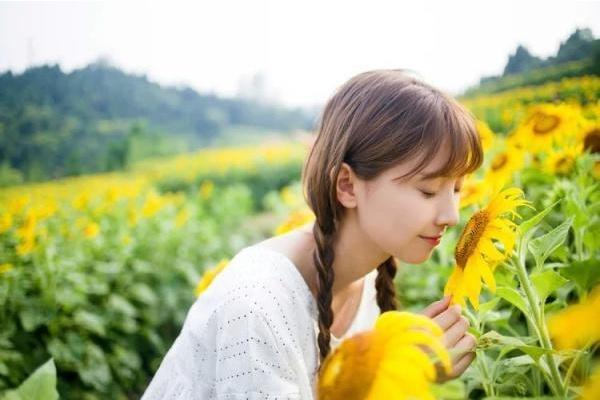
left=0, top=263, right=13, bottom=274
left=72, top=192, right=91, bottom=211
left=175, top=208, right=190, bottom=228
left=581, top=368, right=600, bottom=400
left=280, top=186, right=298, bottom=207
left=511, top=103, right=583, bottom=153
left=141, top=192, right=165, bottom=218
left=484, top=145, right=525, bottom=194
left=274, top=208, right=315, bottom=236
left=579, top=122, right=600, bottom=154
left=318, top=311, right=451, bottom=400
left=548, top=286, right=600, bottom=350
left=476, top=119, right=496, bottom=152
left=16, top=239, right=35, bottom=256
left=195, top=259, right=229, bottom=297
left=84, top=222, right=100, bottom=238
left=444, top=188, right=532, bottom=309
left=594, top=160, right=600, bottom=180
left=543, top=142, right=584, bottom=176
left=459, top=176, right=491, bottom=209
left=199, top=180, right=215, bottom=200
left=0, top=212, right=13, bottom=234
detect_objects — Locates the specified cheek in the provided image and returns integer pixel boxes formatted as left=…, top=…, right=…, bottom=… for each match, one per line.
left=357, top=186, right=430, bottom=247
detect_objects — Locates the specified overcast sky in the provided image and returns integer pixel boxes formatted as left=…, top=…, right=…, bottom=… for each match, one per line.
left=1, top=0, right=599, bottom=109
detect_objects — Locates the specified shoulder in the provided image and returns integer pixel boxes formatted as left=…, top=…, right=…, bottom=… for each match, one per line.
left=183, top=245, right=316, bottom=338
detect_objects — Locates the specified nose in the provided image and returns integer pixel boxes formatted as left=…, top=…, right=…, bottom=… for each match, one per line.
left=435, top=194, right=460, bottom=229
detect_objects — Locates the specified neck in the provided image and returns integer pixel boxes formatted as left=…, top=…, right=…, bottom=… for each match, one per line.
left=300, top=214, right=389, bottom=299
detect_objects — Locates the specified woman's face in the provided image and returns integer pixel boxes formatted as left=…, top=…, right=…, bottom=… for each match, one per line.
left=347, top=148, right=463, bottom=265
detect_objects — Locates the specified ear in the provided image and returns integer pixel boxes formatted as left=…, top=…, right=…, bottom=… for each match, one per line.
left=334, top=162, right=358, bottom=208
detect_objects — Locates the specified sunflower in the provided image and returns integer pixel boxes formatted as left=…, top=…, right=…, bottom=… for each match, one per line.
left=194, top=258, right=229, bottom=297
left=274, top=208, right=315, bottom=236
left=543, top=142, right=584, bottom=176
left=476, top=119, right=496, bottom=153
left=581, top=368, right=600, bottom=400
left=484, top=144, right=525, bottom=195
left=444, top=188, right=532, bottom=309
left=578, top=120, right=600, bottom=154
left=459, top=175, right=492, bottom=209
left=511, top=103, right=583, bottom=153
left=548, top=286, right=600, bottom=350
left=318, top=311, right=451, bottom=400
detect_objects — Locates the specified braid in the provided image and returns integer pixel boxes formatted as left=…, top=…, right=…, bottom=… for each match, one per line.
left=312, top=221, right=336, bottom=366
left=375, top=257, right=399, bottom=312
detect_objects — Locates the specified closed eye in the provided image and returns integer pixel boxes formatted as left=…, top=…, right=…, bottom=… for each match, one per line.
left=420, top=188, right=462, bottom=199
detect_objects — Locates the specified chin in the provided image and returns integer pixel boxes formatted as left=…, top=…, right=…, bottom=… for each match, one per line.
left=394, top=251, right=431, bottom=265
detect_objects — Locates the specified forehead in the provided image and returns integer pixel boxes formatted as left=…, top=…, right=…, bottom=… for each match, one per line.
left=388, top=144, right=455, bottom=181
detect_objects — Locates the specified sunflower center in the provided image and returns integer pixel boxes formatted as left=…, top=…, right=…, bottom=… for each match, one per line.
left=583, top=129, right=600, bottom=153
left=491, top=153, right=508, bottom=171
left=454, top=210, right=489, bottom=269
left=555, top=157, right=573, bottom=175
left=533, top=114, right=560, bottom=135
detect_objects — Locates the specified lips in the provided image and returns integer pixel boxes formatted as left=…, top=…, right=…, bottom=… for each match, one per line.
left=419, top=234, right=442, bottom=240
left=420, top=235, right=442, bottom=246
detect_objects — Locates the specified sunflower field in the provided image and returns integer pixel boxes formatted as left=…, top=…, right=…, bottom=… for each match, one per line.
left=1, top=75, right=600, bottom=399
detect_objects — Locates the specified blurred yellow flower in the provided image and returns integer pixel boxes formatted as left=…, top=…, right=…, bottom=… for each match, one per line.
left=0, top=263, right=13, bottom=274
left=476, top=119, right=496, bottom=152
left=579, top=122, right=600, bottom=154
left=16, top=239, right=35, bottom=256
left=175, top=208, right=190, bottom=228
left=195, top=259, right=229, bottom=297
left=72, top=192, right=91, bottom=211
left=459, top=176, right=490, bottom=209
left=142, top=192, right=165, bottom=218
left=484, top=145, right=525, bottom=194
left=512, top=103, right=584, bottom=153
left=445, top=188, right=531, bottom=309
left=548, top=286, right=600, bottom=350
left=318, top=311, right=451, bottom=400
left=199, top=180, right=215, bottom=200
left=581, top=368, right=600, bottom=400
left=84, top=222, right=100, bottom=238
left=275, top=208, right=315, bottom=236
left=543, top=142, right=584, bottom=176
left=7, top=195, right=29, bottom=215
left=0, top=212, right=12, bottom=233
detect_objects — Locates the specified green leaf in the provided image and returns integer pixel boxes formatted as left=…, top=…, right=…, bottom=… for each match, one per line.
left=528, top=217, right=573, bottom=267
left=1, top=358, right=59, bottom=400
left=477, top=330, right=527, bottom=349
left=530, top=270, right=569, bottom=301
left=496, top=287, right=529, bottom=315
left=559, top=258, right=600, bottom=292
left=73, top=310, right=106, bottom=337
left=108, top=294, right=137, bottom=317
left=478, top=297, right=501, bottom=316
left=130, top=283, right=158, bottom=305
left=518, top=199, right=560, bottom=237
left=518, top=345, right=552, bottom=361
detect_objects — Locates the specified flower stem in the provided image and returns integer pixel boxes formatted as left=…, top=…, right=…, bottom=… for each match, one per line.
left=513, top=252, right=566, bottom=397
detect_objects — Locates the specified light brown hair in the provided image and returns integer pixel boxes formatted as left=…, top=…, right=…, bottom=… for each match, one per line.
left=301, top=69, right=484, bottom=364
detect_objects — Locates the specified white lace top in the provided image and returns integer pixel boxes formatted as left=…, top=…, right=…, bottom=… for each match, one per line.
left=141, top=245, right=381, bottom=400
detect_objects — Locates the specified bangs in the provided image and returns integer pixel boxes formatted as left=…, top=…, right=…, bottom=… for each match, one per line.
left=401, top=97, right=484, bottom=181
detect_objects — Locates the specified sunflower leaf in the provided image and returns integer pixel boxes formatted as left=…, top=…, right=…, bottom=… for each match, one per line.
left=527, top=217, right=573, bottom=268
left=530, top=270, right=568, bottom=302
left=518, top=199, right=560, bottom=237
left=559, top=258, right=600, bottom=292
left=1, top=358, right=59, bottom=400
left=496, top=287, right=529, bottom=316
left=478, top=297, right=501, bottom=316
